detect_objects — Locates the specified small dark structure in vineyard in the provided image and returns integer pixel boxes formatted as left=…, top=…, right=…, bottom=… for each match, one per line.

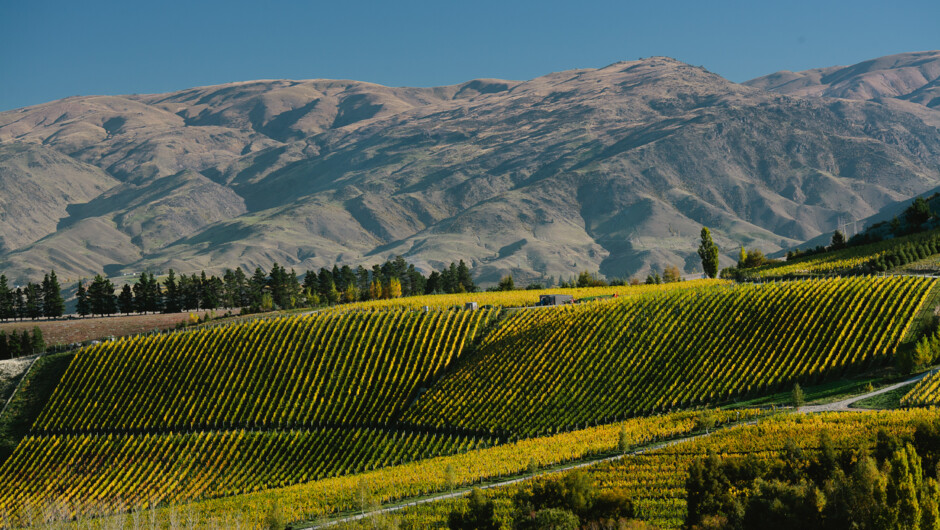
left=538, top=294, right=574, bottom=306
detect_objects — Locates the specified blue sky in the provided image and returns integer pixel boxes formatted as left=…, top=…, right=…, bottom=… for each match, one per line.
left=1, top=0, right=938, bottom=111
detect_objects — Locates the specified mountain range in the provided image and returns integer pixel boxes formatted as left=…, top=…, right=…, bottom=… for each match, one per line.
left=2, top=50, right=940, bottom=285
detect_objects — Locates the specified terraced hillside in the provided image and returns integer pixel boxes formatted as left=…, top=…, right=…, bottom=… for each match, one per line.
left=743, top=227, right=940, bottom=278
left=333, top=279, right=722, bottom=311
left=0, top=308, right=496, bottom=524
left=0, top=429, right=491, bottom=521
left=902, top=369, right=940, bottom=406
left=33, top=309, right=496, bottom=432
left=402, top=277, right=933, bottom=436
left=0, top=277, right=935, bottom=526
left=387, top=409, right=940, bottom=528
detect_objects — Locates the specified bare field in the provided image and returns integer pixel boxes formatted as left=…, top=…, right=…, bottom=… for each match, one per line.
left=0, top=311, right=213, bottom=346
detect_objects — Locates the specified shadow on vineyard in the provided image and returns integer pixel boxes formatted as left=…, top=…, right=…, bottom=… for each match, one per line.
left=1, top=277, right=940, bottom=528
left=0, top=350, right=74, bottom=464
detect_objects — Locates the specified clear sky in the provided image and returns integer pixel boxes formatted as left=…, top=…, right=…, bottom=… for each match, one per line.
left=2, top=0, right=938, bottom=111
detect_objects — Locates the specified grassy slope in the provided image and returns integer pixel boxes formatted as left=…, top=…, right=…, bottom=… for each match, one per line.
left=0, top=351, right=74, bottom=463
left=850, top=382, right=917, bottom=409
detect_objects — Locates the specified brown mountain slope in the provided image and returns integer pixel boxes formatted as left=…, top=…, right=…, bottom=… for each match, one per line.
left=2, top=55, right=940, bottom=284
left=746, top=50, right=940, bottom=106
left=0, top=143, right=117, bottom=253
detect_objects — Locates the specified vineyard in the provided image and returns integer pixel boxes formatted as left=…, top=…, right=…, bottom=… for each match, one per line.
left=330, top=279, right=723, bottom=311
left=743, top=227, right=940, bottom=278
left=402, top=276, right=933, bottom=436
left=64, top=409, right=760, bottom=528
left=901, top=370, right=940, bottom=406
left=33, top=309, right=496, bottom=432
left=386, top=409, right=940, bottom=529
left=0, top=275, right=936, bottom=527
left=0, top=428, right=491, bottom=524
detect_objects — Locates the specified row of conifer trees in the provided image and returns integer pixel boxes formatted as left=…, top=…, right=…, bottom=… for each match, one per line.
left=0, top=327, right=44, bottom=360
left=0, top=272, right=65, bottom=322
left=1, top=257, right=477, bottom=320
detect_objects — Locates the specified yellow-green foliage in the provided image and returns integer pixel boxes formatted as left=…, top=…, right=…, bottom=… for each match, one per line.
left=33, top=309, right=497, bottom=431
left=403, top=277, right=933, bottom=436
left=745, top=228, right=940, bottom=278
left=329, top=279, right=726, bottom=311
left=0, top=428, right=491, bottom=524
left=73, top=409, right=761, bottom=528
left=389, top=409, right=940, bottom=529
left=902, top=370, right=940, bottom=406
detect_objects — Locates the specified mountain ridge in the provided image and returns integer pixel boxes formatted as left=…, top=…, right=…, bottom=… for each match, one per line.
left=2, top=53, right=940, bottom=284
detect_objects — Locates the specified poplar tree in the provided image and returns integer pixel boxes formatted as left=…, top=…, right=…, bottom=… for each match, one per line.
left=698, top=227, right=720, bottom=279
left=388, top=277, right=403, bottom=298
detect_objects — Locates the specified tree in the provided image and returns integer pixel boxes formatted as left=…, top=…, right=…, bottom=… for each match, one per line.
left=887, top=445, right=923, bottom=529
left=7, top=331, right=20, bottom=357
left=142, top=272, right=164, bottom=312
left=906, top=196, right=932, bottom=228
left=87, top=275, right=117, bottom=316
left=163, top=270, right=181, bottom=313
left=354, top=266, right=370, bottom=295
left=369, top=280, right=382, bottom=301
left=0, top=275, right=12, bottom=321
left=41, top=271, right=65, bottom=318
left=30, top=326, right=45, bottom=354
left=662, top=265, right=682, bottom=283
left=267, top=263, right=287, bottom=308
left=618, top=427, right=630, bottom=454
left=0, top=332, right=9, bottom=360
left=232, top=267, right=249, bottom=307
left=498, top=275, right=515, bottom=291
left=118, top=284, right=135, bottom=315
left=304, top=288, right=320, bottom=308
left=24, top=283, right=43, bottom=320
left=792, top=383, right=805, bottom=410
left=180, top=274, right=201, bottom=311
left=19, top=330, right=31, bottom=356
left=738, top=247, right=748, bottom=268
left=444, top=464, right=457, bottom=493
left=408, top=264, right=427, bottom=296
left=426, top=271, right=443, bottom=294
left=326, top=282, right=340, bottom=305
left=200, top=272, right=221, bottom=310
left=263, top=500, right=285, bottom=530
left=442, top=263, right=458, bottom=293
left=134, top=272, right=150, bottom=313
left=76, top=281, right=90, bottom=318
left=13, top=288, right=25, bottom=321
left=695, top=411, right=717, bottom=434
left=698, top=227, right=720, bottom=278
left=343, top=284, right=359, bottom=303
left=532, top=508, right=579, bottom=530
left=387, top=277, right=403, bottom=298
left=737, top=249, right=769, bottom=269
left=830, top=230, right=847, bottom=250
left=249, top=268, right=267, bottom=310
left=457, top=260, right=475, bottom=293
left=448, top=488, right=499, bottom=530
